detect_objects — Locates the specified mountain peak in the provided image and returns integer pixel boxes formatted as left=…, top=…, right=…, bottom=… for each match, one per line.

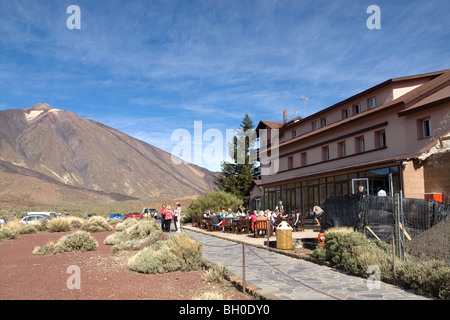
left=25, top=103, right=54, bottom=112
left=24, top=103, right=56, bottom=122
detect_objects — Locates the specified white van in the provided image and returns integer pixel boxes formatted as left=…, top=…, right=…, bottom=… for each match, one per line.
left=26, top=212, right=58, bottom=219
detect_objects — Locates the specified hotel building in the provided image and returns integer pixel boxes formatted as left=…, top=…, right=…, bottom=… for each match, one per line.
left=252, top=69, right=450, bottom=214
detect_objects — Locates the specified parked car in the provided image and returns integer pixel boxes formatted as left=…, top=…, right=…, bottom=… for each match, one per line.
left=20, top=215, right=50, bottom=224
left=26, top=212, right=58, bottom=219
left=109, top=213, right=124, bottom=220
left=124, top=212, right=142, bottom=220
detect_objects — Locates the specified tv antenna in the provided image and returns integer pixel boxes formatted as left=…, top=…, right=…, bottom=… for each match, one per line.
left=300, top=96, right=308, bottom=117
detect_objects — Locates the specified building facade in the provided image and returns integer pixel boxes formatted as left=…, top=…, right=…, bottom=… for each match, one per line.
left=254, top=70, right=450, bottom=214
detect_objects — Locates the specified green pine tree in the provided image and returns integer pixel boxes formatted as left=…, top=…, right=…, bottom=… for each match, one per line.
left=214, top=113, right=258, bottom=206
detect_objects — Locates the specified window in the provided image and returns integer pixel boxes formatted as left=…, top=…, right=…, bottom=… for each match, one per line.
left=353, top=104, right=361, bottom=115
left=422, top=119, right=431, bottom=137
left=338, top=141, right=346, bottom=157
left=312, top=121, right=318, bottom=130
left=301, top=152, right=307, bottom=166
left=417, top=118, right=432, bottom=138
left=342, top=108, right=350, bottom=119
left=356, top=136, right=365, bottom=153
left=322, top=146, right=330, bottom=161
left=288, top=156, right=293, bottom=170
left=321, top=117, right=327, bottom=127
left=292, top=130, right=297, bottom=138
left=375, top=130, right=386, bottom=148
left=369, top=97, right=377, bottom=109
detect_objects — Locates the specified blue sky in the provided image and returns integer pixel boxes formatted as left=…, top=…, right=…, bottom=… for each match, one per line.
left=1, top=0, right=449, bottom=172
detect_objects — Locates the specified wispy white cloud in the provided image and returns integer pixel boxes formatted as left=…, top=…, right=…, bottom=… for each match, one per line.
left=1, top=0, right=449, bottom=171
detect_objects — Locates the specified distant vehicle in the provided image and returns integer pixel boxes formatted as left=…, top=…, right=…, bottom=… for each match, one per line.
left=21, top=215, right=50, bottom=224
left=0, top=219, right=6, bottom=228
left=86, top=214, right=97, bottom=219
left=109, top=213, right=124, bottom=220
left=26, top=212, right=58, bottom=219
left=124, top=212, right=142, bottom=220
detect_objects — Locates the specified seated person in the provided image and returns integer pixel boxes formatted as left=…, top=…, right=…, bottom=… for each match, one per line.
left=293, top=209, right=301, bottom=228
left=208, top=213, right=223, bottom=231
left=250, top=210, right=257, bottom=231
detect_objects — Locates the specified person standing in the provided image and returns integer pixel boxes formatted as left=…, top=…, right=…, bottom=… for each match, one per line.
left=160, top=204, right=166, bottom=231
left=275, top=201, right=284, bottom=214
left=236, top=204, right=244, bottom=216
left=164, top=205, right=173, bottom=232
left=173, top=202, right=181, bottom=232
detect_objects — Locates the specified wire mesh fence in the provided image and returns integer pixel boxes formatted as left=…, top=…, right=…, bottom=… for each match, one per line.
left=321, top=193, right=450, bottom=262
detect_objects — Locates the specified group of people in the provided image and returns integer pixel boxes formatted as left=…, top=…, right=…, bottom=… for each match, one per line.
left=198, top=201, right=324, bottom=232
left=160, top=202, right=182, bottom=232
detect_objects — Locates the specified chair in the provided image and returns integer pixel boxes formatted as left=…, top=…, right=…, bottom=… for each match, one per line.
left=235, top=218, right=250, bottom=234
left=199, top=217, right=208, bottom=229
left=222, top=218, right=233, bottom=233
left=253, top=220, right=268, bottom=238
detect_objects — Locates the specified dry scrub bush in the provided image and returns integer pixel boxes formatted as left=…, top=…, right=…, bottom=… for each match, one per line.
left=67, top=217, right=85, bottom=228
left=193, top=292, right=225, bottom=300
left=33, top=230, right=98, bottom=255
left=128, top=233, right=202, bottom=274
left=2, top=220, right=22, bottom=231
left=81, top=216, right=112, bottom=233
left=18, top=224, right=38, bottom=235
left=0, top=227, right=19, bottom=241
left=47, top=218, right=71, bottom=232
left=115, top=218, right=139, bottom=231
left=203, top=266, right=228, bottom=284
left=104, top=220, right=167, bottom=253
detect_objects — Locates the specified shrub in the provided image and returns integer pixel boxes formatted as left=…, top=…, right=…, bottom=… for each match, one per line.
left=203, top=266, right=228, bottom=284
left=397, top=260, right=450, bottom=300
left=81, top=216, right=112, bottom=233
left=184, top=191, right=242, bottom=222
left=33, top=231, right=98, bottom=255
left=194, top=292, right=225, bottom=300
left=104, top=220, right=168, bottom=253
left=0, top=228, right=19, bottom=241
left=67, top=217, right=85, bottom=229
left=315, top=227, right=394, bottom=278
left=19, top=224, right=38, bottom=235
left=128, top=233, right=202, bottom=274
left=115, top=218, right=139, bottom=231
left=47, top=218, right=71, bottom=232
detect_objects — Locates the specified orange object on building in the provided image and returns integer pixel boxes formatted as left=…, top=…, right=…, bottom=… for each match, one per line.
left=424, top=193, right=443, bottom=202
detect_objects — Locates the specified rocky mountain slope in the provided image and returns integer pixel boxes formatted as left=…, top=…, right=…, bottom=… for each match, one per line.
left=0, top=104, right=216, bottom=205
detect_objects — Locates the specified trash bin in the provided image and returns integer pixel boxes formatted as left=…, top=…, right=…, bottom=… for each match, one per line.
left=276, top=221, right=293, bottom=250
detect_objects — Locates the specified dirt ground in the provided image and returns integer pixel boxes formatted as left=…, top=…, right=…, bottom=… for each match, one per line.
left=0, top=229, right=252, bottom=300
left=405, top=218, right=450, bottom=263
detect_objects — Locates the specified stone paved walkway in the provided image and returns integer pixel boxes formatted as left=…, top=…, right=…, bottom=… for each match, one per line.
left=182, top=228, right=430, bottom=300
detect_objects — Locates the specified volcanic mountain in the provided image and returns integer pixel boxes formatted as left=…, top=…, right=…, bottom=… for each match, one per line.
left=0, top=104, right=216, bottom=205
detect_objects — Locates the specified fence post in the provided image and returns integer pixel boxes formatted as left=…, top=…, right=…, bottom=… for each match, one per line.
left=242, top=243, right=246, bottom=294
left=392, top=234, right=396, bottom=277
